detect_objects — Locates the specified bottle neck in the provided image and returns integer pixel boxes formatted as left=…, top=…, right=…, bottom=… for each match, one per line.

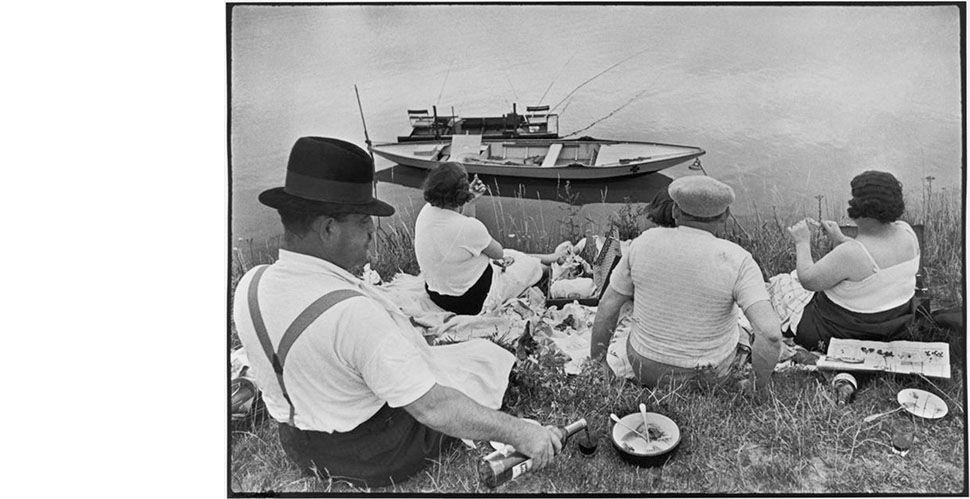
left=561, top=418, right=588, bottom=439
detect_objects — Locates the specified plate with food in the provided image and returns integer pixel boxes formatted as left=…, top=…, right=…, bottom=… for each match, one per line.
left=610, top=411, right=681, bottom=467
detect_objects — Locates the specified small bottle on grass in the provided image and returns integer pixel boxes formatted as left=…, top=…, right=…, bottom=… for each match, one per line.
left=832, top=372, right=857, bottom=405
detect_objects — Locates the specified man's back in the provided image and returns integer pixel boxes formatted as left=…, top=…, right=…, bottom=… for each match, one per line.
left=233, top=250, right=436, bottom=433
left=610, top=226, right=769, bottom=368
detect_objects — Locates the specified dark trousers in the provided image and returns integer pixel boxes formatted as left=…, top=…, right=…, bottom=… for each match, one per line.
left=426, top=264, right=493, bottom=315
left=277, top=404, right=456, bottom=488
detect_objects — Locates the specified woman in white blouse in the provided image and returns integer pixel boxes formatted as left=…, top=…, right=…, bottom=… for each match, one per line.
left=414, top=163, right=510, bottom=315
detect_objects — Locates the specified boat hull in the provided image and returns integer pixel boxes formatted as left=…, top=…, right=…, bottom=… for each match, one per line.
left=370, top=139, right=705, bottom=180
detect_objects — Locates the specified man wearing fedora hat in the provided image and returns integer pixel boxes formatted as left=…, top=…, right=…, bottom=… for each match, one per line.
left=590, top=175, right=782, bottom=390
left=233, top=137, right=563, bottom=487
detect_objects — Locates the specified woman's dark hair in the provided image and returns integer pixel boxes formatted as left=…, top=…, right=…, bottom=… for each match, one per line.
left=647, top=189, right=677, bottom=228
left=846, top=170, right=905, bottom=223
left=423, top=162, right=474, bottom=208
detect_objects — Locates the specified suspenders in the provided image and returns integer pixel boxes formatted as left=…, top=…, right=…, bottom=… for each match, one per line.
left=247, top=265, right=363, bottom=426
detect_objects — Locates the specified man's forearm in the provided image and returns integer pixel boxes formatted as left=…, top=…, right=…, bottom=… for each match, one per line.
left=590, top=321, right=614, bottom=361
left=406, top=384, right=528, bottom=443
left=744, top=300, right=783, bottom=390
left=590, top=293, right=625, bottom=360
left=750, top=334, right=781, bottom=388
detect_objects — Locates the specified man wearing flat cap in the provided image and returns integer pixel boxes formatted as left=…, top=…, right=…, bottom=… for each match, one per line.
left=590, top=175, right=782, bottom=390
left=233, top=137, right=563, bottom=487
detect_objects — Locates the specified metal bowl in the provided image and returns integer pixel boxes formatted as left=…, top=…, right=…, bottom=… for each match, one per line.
left=611, top=412, right=681, bottom=467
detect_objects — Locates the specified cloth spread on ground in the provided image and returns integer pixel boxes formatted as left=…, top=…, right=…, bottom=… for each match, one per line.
left=767, top=270, right=815, bottom=333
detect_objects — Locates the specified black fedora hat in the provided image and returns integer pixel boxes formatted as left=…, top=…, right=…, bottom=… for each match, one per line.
left=258, top=136, right=395, bottom=217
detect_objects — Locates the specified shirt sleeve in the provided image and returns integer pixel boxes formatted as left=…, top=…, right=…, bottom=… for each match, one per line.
left=339, top=300, right=436, bottom=408
left=457, top=217, right=494, bottom=256
left=734, top=255, right=771, bottom=310
left=608, top=248, right=635, bottom=297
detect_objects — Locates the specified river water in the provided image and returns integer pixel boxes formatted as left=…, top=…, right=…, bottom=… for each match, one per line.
left=230, top=4, right=962, bottom=243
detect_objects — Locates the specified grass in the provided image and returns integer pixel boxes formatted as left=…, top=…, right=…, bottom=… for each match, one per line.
left=229, top=184, right=965, bottom=495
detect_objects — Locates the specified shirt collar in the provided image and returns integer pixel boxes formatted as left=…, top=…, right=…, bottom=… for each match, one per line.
left=277, top=248, right=361, bottom=285
left=276, top=249, right=412, bottom=323
left=676, top=225, right=716, bottom=238
left=427, top=203, right=462, bottom=217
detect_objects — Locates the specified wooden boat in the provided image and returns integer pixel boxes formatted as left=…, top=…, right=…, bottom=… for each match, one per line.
left=370, top=135, right=705, bottom=180
left=396, top=104, right=559, bottom=142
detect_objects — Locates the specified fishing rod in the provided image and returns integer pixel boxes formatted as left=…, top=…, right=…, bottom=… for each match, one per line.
left=354, top=84, right=382, bottom=253
left=561, top=87, right=652, bottom=138
left=436, top=59, right=454, bottom=108
left=354, top=84, right=373, bottom=153
left=538, top=53, right=577, bottom=105
left=549, top=46, right=652, bottom=113
left=560, top=66, right=664, bottom=139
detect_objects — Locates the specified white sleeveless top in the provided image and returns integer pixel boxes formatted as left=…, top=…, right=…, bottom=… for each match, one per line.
left=824, top=221, right=920, bottom=313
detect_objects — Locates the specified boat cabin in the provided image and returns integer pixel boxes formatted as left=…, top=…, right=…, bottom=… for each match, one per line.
left=397, top=104, right=559, bottom=142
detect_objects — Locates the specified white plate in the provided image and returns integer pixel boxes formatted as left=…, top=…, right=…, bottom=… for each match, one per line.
left=611, top=412, right=680, bottom=456
left=490, top=418, right=541, bottom=452
left=897, top=388, right=948, bottom=419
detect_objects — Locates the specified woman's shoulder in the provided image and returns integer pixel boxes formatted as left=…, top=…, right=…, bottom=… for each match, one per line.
left=892, top=220, right=921, bottom=256
left=892, top=220, right=918, bottom=238
left=826, top=237, right=874, bottom=266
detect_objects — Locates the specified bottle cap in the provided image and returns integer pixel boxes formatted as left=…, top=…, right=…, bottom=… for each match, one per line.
left=832, top=372, right=858, bottom=390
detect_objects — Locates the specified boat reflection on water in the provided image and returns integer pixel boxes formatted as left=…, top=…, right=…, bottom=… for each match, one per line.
left=375, top=164, right=674, bottom=207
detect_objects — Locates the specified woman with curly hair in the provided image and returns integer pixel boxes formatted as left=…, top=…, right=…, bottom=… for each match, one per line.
left=786, top=170, right=920, bottom=350
left=415, top=163, right=567, bottom=315
left=414, top=162, right=502, bottom=315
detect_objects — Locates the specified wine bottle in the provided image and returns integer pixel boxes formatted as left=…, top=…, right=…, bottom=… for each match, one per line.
left=479, top=418, right=587, bottom=489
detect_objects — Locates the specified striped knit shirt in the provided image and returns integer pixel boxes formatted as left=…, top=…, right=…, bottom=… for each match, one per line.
left=609, top=226, right=770, bottom=369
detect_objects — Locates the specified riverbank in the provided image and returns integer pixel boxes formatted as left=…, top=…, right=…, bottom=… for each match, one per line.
left=228, top=188, right=964, bottom=494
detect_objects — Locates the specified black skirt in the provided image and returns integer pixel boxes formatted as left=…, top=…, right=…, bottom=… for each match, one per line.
left=426, top=263, right=493, bottom=315
left=794, top=291, right=914, bottom=352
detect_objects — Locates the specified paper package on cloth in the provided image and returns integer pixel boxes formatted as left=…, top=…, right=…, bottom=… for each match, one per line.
left=482, top=250, right=545, bottom=313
